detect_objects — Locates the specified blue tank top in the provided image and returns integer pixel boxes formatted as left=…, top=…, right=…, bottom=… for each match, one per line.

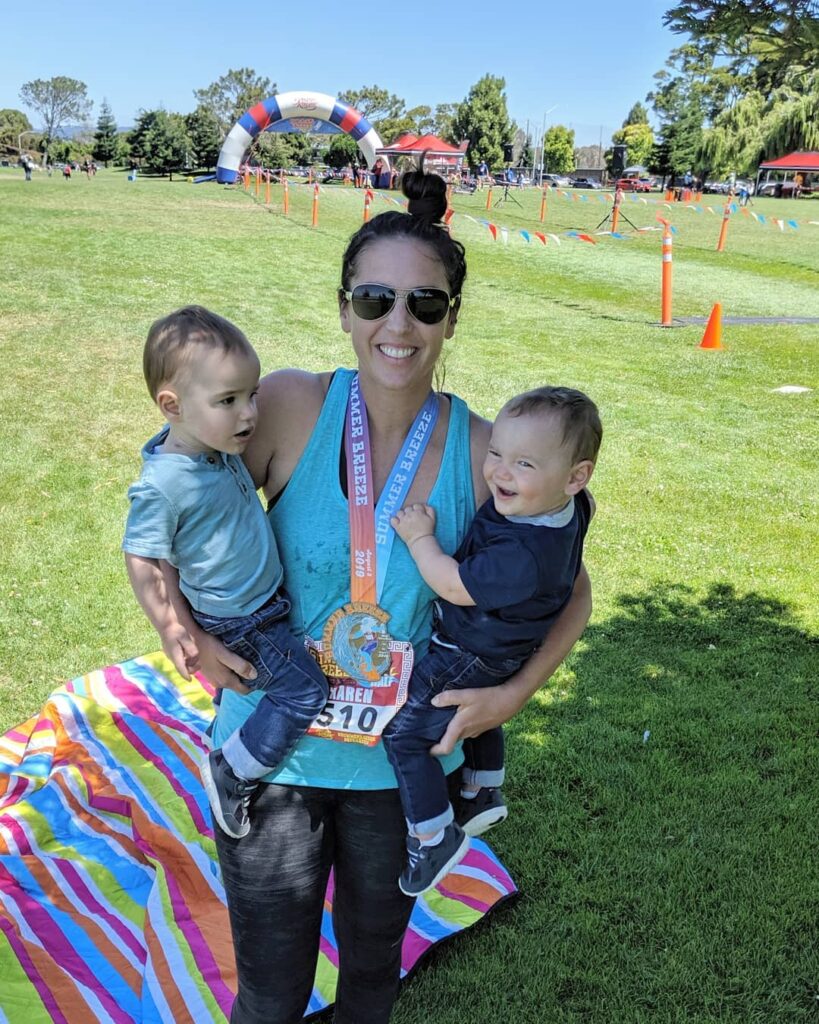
left=213, top=369, right=476, bottom=789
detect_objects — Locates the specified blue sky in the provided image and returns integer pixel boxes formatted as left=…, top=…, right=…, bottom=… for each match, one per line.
left=3, top=0, right=681, bottom=146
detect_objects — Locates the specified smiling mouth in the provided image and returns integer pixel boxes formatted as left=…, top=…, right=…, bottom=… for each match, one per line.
left=234, top=427, right=254, bottom=439
left=495, top=486, right=516, bottom=499
left=378, top=344, right=416, bottom=359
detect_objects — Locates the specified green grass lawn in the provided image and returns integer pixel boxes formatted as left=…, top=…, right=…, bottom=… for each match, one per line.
left=0, top=167, right=817, bottom=1022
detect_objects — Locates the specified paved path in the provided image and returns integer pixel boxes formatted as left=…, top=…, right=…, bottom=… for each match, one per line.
left=678, top=316, right=819, bottom=326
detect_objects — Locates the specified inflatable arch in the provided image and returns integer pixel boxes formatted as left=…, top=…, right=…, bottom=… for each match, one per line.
left=216, top=91, right=387, bottom=184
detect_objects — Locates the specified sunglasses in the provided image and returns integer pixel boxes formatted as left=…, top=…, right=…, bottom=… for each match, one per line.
left=340, top=284, right=458, bottom=325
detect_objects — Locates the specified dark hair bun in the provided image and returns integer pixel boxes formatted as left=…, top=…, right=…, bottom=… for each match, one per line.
left=402, top=170, right=447, bottom=224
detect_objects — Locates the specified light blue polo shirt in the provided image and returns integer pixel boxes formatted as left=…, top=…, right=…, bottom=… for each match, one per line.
left=122, top=426, right=283, bottom=617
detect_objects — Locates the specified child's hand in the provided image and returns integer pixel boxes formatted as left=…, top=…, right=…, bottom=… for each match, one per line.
left=391, top=503, right=437, bottom=547
left=162, top=623, right=200, bottom=681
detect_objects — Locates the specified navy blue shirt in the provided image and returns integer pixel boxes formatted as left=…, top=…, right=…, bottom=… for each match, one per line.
left=436, top=491, right=591, bottom=661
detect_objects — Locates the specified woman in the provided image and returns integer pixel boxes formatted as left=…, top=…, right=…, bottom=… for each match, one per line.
left=163, top=170, right=591, bottom=1023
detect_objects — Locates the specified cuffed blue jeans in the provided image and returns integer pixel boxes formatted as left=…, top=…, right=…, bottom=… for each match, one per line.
left=215, top=775, right=461, bottom=1023
left=193, top=591, right=328, bottom=779
left=382, top=640, right=521, bottom=836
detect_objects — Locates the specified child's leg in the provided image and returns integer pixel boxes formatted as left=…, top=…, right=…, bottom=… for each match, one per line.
left=221, top=619, right=328, bottom=779
left=458, top=726, right=509, bottom=837
left=383, top=644, right=467, bottom=840
left=194, top=598, right=328, bottom=839
left=462, top=728, right=505, bottom=793
left=195, top=598, right=328, bottom=778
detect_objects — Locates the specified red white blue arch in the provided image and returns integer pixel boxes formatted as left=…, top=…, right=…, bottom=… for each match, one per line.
left=216, top=91, right=387, bottom=183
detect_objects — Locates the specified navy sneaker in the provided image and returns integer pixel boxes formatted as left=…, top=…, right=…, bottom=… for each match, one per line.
left=200, top=749, right=259, bottom=839
left=457, top=788, right=508, bottom=837
left=399, top=822, right=470, bottom=896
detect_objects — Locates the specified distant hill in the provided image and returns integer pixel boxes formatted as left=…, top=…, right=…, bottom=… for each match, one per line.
left=53, top=124, right=133, bottom=139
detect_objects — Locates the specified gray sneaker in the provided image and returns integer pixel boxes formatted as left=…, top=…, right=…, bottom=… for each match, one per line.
left=200, top=749, right=259, bottom=839
left=399, top=822, right=470, bottom=896
left=457, top=788, right=508, bottom=837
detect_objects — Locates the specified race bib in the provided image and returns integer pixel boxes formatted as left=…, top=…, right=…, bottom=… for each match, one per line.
left=305, top=602, right=413, bottom=745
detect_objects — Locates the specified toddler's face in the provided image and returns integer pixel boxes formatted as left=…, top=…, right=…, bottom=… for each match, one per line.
left=170, top=347, right=260, bottom=455
left=483, top=410, right=578, bottom=518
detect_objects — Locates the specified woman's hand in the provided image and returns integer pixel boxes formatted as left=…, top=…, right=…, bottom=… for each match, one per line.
left=430, top=565, right=593, bottom=755
left=429, top=683, right=523, bottom=756
left=189, top=627, right=255, bottom=695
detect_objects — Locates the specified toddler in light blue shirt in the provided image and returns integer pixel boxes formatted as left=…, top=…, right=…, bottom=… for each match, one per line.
left=123, top=306, right=328, bottom=839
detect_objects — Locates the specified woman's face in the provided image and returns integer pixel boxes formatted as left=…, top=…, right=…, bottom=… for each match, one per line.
left=340, top=237, right=457, bottom=395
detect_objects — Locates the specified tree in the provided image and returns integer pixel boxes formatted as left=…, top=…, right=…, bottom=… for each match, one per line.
left=542, top=124, right=575, bottom=174
left=623, top=101, right=650, bottom=125
left=664, top=0, right=819, bottom=91
left=129, top=109, right=191, bottom=175
left=659, top=100, right=704, bottom=178
left=431, top=103, right=459, bottom=142
left=185, top=105, right=222, bottom=170
left=611, top=121, right=655, bottom=167
left=517, top=131, right=534, bottom=168
left=0, top=108, right=32, bottom=152
left=19, top=76, right=92, bottom=162
left=451, top=74, right=513, bottom=172
left=93, top=100, right=118, bottom=167
left=699, top=65, right=819, bottom=175
left=193, top=68, right=274, bottom=135
left=339, top=86, right=412, bottom=144
left=326, top=133, right=361, bottom=169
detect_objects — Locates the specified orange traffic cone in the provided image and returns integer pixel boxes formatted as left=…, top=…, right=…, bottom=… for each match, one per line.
left=700, top=303, right=723, bottom=349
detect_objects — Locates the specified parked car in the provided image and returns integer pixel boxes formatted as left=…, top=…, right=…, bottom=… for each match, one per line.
left=541, top=173, right=571, bottom=187
left=757, top=180, right=812, bottom=197
left=615, top=177, right=652, bottom=192
left=570, top=177, right=601, bottom=189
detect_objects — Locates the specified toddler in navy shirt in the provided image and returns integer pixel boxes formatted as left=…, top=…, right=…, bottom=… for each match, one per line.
left=384, top=385, right=601, bottom=895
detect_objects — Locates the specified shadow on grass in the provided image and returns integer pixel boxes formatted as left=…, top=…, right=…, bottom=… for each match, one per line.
left=403, top=583, right=817, bottom=1023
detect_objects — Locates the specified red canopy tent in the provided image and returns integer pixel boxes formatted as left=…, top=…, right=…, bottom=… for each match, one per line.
left=755, top=151, right=819, bottom=195
left=376, top=133, right=469, bottom=172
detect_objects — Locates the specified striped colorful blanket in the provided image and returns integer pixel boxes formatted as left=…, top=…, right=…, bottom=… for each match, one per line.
left=0, top=653, right=517, bottom=1022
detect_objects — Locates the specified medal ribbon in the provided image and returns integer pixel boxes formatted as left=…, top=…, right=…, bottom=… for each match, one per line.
left=345, top=373, right=439, bottom=604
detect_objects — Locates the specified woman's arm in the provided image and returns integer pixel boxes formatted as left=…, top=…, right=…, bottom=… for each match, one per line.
left=429, top=564, right=592, bottom=755
left=243, top=369, right=331, bottom=496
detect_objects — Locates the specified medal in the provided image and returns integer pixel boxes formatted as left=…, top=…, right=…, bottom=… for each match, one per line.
left=307, top=374, right=438, bottom=744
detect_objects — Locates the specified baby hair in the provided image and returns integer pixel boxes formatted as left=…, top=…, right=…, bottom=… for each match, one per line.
left=504, top=386, right=603, bottom=465
left=143, top=305, right=253, bottom=400
left=340, top=170, right=467, bottom=305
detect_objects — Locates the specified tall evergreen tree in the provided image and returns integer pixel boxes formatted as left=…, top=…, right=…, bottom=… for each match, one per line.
left=185, top=106, right=222, bottom=170
left=451, top=75, right=513, bottom=172
left=129, top=109, right=190, bottom=175
left=93, top=100, right=118, bottom=166
left=623, top=102, right=650, bottom=125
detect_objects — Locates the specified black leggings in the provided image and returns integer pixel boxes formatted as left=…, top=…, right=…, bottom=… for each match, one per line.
left=215, top=776, right=458, bottom=1023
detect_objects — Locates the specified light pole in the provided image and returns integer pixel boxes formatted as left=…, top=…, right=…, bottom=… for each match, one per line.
left=537, top=105, right=558, bottom=185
